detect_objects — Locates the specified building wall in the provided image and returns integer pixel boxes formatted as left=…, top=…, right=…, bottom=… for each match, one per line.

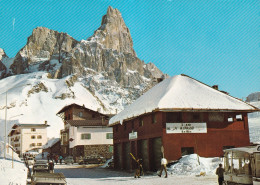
left=163, top=112, right=250, bottom=160
left=20, top=126, right=48, bottom=154
left=113, top=111, right=250, bottom=171
left=69, top=126, right=113, bottom=148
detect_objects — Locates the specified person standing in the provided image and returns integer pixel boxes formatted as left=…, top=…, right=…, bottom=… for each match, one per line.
left=59, top=155, right=63, bottom=164
left=158, top=157, right=168, bottom=178
left=216, top=163, right=225, bottom=185
left=49, top=160, right=55, bottom=173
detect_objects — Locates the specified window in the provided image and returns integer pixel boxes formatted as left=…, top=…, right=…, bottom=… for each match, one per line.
left=37, top=143, right=42, bottom=146
left=31, top=135, right=35, bottom=139
left=37, top=135, right=42, bottom=139
left=31, top=143, right=36, bottom=147
left=181, top=147, right=194, bottom=156
left=209, top=113, right=224, bottom=122
left=79, top=112, right=83, bottom=117
left=139, top=118, right=144, bottom=127
left=236, top=114, right=243, bottom=121
left=152, top=114, right=157, bottom=124
left=61, top=133, right=67, bottom=145
left=228, top=117, right=233, bottom=122
left=31, top=128, right=36, bottom=132
left=166, top=112, right=182, bottom=122
left=109, top=146, right=113, bottom=153
left=106, top=133, right=113, bottom=139
left=81, top=133, right=91, bottom=140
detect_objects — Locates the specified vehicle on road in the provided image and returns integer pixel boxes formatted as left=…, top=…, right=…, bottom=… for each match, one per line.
left=80, top=156, right=106, bottom=164
left=64, top=156, right=74, bottom=164
left=223, top=145, right=260, bottom=185
left=31, top=172, right=67, bottom=185
left=33, top=162, right=49, bottom=174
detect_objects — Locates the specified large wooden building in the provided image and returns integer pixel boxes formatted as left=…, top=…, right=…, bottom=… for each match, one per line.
left=109, top=74, right=259, bottom=171
left=57, top=103, right=113, bottom=160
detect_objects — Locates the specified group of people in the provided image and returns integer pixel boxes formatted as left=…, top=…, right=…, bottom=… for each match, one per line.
left=43, top=153, right=63, bottom=164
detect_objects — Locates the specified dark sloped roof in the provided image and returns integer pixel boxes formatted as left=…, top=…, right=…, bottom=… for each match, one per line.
left=56, top=103, right=112, bottom=117
left=66, top=120, right=109, bottom=127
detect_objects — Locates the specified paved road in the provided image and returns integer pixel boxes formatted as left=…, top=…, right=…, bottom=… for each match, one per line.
left=54, top=164, right=218, bottom=185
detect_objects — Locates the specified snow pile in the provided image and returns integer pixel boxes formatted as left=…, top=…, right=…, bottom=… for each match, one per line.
left=0, top=142, right=27, bottom=185
left=42, top=138, right=60, bottom=149
left=168, top=154, right=222, bottom=176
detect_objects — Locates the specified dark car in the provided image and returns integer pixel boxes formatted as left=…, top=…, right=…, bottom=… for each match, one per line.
left=80, top=156, right=106, bottom=164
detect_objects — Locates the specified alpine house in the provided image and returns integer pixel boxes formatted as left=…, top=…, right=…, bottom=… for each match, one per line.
left=109, top=74, right=259, bottom=171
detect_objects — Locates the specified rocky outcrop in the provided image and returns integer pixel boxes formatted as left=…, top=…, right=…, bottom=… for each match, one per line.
left=6, top=6, right=166, bottom=111
left=0, top=48, right=7, bottom=78
left=88, top=6, right=136, bottom=56
left=10, top=27, right=78, bottom=75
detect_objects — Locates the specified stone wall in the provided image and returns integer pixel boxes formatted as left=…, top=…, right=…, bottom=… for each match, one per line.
left=84, top=144, right=113, bottom=159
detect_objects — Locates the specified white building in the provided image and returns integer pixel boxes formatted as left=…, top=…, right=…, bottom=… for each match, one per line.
left=8, top=122, right=49, bottom=156
left=57, top=104, right=113, bottom=159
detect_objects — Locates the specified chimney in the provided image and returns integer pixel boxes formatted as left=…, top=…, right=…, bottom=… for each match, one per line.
left=212, top=85, right=218, bottom=90
left=44, top=120, right=47, bottom=125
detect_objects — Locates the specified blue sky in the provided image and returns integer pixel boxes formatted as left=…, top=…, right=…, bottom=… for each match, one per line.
left=0, top=0, right=259, bottom=99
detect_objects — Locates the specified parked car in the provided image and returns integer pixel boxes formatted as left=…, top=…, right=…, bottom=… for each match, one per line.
left=33, top=162, right=49, bottom=174
left=81, top=156, right=106, bottom=164
left=31, top=172, right=67, bottom=185
left=64, top=156, right=74, bottom=164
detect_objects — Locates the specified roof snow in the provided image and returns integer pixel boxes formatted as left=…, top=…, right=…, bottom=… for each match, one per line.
left=42, top=138, right=60, bottom=149
left=109, top=74, right=259, bottom=125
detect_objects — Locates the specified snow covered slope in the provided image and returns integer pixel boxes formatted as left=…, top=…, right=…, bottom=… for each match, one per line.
left=0, top=72, right=104, bottom=138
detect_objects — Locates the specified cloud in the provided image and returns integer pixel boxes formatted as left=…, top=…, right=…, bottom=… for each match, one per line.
left=13, top=18, right=15, bottom=31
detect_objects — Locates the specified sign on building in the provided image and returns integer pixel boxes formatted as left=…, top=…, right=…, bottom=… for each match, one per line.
left=166, top=123, right=207, bottom=133
left=129, top=131, right=138, bottom=140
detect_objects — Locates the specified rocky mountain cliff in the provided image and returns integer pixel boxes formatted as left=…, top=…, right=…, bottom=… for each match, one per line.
left=0, top=6, right=165, bottom=114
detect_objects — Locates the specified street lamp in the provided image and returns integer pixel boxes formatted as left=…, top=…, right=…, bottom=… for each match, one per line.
left=4, top=84, right=30, bottom=160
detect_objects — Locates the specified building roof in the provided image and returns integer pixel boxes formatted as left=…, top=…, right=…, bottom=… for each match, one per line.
left=42, top=138, right=60, bottom=149
left=109, top=74, right=259, bottom=126
left=65, top=120, right=109, bottom=127
left=224, top=145, right=260, bottom=154
left=56, top=103, right=110, bottom=117
left=8, top=123, right=49, bottom=136
left=16, top=123, right=50, bottom=127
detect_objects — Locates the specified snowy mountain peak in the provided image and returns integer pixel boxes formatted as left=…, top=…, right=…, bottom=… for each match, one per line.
left=88, top=6, right=136, bottom=56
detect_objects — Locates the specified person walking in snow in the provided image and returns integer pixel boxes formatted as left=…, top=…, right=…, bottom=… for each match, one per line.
left=158, top=157, right=168, bottom=178
left=216, top=163, right=224, bottom=185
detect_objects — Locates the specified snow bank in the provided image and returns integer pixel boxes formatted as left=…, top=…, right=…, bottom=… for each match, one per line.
left=168, top=154, right=222, bottom=176
left=0, top=142, right=27, bottom=185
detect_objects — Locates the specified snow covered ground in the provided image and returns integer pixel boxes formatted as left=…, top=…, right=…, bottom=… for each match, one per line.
left=54, top=164, right=218, bottom=185
left=0, top=142, right=27, bottom=185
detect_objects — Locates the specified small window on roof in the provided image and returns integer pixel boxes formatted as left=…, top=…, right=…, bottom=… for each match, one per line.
left=31, top=128, right=36, bottom=132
